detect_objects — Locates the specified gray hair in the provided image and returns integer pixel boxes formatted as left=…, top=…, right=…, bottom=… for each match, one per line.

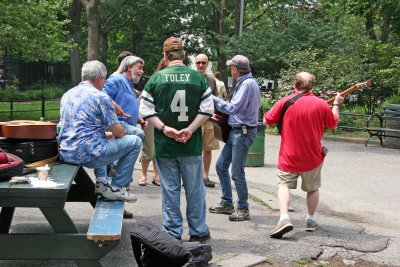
left=119, top=56, right=144, bottom=73
left=81, top=60, right=107, bottom=81
left=165, top=50, right=185, bottom=61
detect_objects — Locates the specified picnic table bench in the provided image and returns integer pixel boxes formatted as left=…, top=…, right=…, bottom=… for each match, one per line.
left=0, top=162, right=125, bottom=267
left=364, top=104, right=400, bottom=146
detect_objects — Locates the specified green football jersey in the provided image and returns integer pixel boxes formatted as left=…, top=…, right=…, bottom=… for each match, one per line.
left=140, top=64, right=214, bottom=157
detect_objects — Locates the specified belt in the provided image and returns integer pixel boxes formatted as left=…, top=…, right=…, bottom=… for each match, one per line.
left=231, top=125, right=257, bottom=130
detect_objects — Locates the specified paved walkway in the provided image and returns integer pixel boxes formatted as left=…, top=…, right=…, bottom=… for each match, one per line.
left=1, top=134, right=399, bottom=266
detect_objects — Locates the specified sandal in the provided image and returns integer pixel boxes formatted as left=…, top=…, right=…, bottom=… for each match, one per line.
left=152, top=177, right=160, bottom=186
left=138, top=177, right=147, bottom=186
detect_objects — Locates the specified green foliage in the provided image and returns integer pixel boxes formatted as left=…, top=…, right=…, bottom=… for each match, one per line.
left=381, top=94, right=400, bottom=108
left=294, top=257, right=313, bottom=265
left=0, top=84, right=64, bottom=101
left=0, top=0, right=72, bottom=62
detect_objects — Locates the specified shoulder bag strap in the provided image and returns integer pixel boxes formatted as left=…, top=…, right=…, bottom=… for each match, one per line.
left=277, top=91, right=307, bottom=134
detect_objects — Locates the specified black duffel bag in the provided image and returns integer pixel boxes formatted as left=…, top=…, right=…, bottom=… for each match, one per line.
left=0, top=148, right=24, bottom=181
left=130, top=222, right=212, bottom=267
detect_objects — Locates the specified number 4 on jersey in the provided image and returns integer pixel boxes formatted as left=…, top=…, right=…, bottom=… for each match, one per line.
left=171, top=90, right=189, bottom=121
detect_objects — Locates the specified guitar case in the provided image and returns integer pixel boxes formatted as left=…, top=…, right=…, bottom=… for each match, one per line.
left=0, top=138, right=58, bottom=164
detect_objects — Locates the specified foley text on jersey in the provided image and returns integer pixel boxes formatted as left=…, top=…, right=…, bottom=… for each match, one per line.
left=165, top=73, right=190, bottom=82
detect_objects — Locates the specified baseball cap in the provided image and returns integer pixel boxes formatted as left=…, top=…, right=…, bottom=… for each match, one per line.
left=163, top=36, right=184, bottom=53
left=226, top=55, right=250, bottom=71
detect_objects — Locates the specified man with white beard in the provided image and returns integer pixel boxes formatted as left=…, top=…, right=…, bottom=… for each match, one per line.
left=103, top=56, right=146, bottom=218
left=104, top=56, right=146, bottom=140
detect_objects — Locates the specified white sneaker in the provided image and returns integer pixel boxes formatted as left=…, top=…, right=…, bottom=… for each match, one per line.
left=101, top=185, right=137, bottom=203
left=94, top=181, right=108, bottom=195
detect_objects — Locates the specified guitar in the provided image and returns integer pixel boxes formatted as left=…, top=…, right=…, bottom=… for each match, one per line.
left=209, top=77, right=252, bottom=143
left=0, top=120, right=57, bottom=139
left=209, top=111, right=230, bottom=143
left=326, top=80, right=373, bottom=104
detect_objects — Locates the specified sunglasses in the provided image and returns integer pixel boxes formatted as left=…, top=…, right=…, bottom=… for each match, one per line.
left=195, top=61, right=207, bottom=65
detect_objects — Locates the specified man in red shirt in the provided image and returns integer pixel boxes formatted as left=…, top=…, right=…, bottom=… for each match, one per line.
left=263, top=72, right=344, bottom=238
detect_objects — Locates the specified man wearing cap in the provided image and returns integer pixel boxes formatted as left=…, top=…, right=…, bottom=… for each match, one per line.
left=195, top=53, right=219, bottom=188
left=140, top=37, right=214, bottom=241
left=209, top=55, right=260, bottom=221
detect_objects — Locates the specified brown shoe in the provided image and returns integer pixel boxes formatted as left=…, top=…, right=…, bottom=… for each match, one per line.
left=203, top=178, right=216, bottom=188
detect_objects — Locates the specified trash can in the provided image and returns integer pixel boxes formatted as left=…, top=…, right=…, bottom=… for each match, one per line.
left=385, top=104, right=400, bottom=147
left=245, top=123, right=265, bottom=167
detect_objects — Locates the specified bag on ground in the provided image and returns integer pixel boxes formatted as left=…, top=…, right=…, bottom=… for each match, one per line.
left=130, top=222, right=213, bottom=267
left=183, top=241, right=212, bottom=266
left=130, top=222, right=193, bottom=267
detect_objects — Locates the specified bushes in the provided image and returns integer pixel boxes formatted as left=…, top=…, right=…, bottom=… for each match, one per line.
left=0, top=83, right=64, bottom=101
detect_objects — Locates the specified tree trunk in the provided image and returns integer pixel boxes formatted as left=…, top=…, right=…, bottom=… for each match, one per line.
left=380, top=6, right=390, bottom=43
left=99, top=30, right=108, bottom=65
left=81, top=0, right=100, bottom=60
left=68, top=0, right=82, bottom=86
left=234, top=0, right=241, bottom=37
left=365, top=13, right=377, bottom=41
left=215, top=0, right=228, bottom=86
left=132, top=22, right=144, bottom=55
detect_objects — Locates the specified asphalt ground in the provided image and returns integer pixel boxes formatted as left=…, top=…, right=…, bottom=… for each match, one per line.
left=1, top=134, right=399, bottom=267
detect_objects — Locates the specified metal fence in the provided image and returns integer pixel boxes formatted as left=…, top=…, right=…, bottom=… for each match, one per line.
left=0, top=98, right=61, bottom=121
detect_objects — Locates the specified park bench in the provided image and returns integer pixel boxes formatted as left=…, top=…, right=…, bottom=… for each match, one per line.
left=337, top=112, right=372, bottom=132
left=364, top=104, right=400, bottom=147
left=87, top=198, right=125, bottom=241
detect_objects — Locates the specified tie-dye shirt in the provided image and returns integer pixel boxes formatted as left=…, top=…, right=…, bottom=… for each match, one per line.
left=58, top=82, right=119, bottom=165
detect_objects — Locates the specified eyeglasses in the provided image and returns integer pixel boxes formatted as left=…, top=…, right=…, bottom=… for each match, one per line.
left=195, top=61, right=207, bottom=65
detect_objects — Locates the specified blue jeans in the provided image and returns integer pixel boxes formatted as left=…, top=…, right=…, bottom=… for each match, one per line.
left=96, top=121, right=144, bottom=186
left=156, top=156, right=209, bottom=238
left=120, top=121, right=145, bottom=142
left=86, top=134, right=142, bottom=188
left=216, top=127, right=257, bottom=209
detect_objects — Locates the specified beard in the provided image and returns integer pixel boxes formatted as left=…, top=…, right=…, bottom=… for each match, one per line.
left=131, top=73, right=141, bottom=84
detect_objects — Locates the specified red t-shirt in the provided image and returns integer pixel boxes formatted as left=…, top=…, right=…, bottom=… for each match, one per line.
left=264, top=91, right=338, bottom=172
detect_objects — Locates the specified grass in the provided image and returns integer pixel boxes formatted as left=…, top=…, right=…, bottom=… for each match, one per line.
left=0, top=100, right=60, bottom=121
left=294, top=258, right=313, bottom=265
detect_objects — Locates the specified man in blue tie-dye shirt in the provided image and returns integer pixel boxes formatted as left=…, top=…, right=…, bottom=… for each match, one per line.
left=58, top=60, right=142, bottom=202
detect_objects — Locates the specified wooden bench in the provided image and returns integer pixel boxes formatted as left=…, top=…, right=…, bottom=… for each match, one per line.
left=87, top=198, right=125, bottom=241
left=364, top=104, right=400, bottom=146
left=336, top=112, right=372, bottom=132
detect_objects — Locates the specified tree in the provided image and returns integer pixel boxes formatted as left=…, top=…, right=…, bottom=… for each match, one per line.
left=68, top=0, right=83, bottom=85
left=80, top=0, right=100, bottom=60
left=0, top=0, right=71, bottom=62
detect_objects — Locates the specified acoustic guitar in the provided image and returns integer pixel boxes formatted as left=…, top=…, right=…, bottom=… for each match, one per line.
left=0, top=120, right=57, bottom=139
left=326, top=80, right=372, bottom=104
left=210, top=111, right=230, bottom=143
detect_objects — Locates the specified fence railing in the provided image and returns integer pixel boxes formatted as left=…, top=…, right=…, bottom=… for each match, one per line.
left=0, top=99, right=60, bottom=121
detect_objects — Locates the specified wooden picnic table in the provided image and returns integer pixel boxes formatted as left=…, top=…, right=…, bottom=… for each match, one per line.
left=0, top=162, right=121, bottom=267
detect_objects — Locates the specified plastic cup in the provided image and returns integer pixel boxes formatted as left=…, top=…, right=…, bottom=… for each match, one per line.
left=36, top=166, right=51, bottom=181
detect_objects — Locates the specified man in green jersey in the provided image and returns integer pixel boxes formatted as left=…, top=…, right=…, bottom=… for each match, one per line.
left=139, top=36, right=214, bottom=241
